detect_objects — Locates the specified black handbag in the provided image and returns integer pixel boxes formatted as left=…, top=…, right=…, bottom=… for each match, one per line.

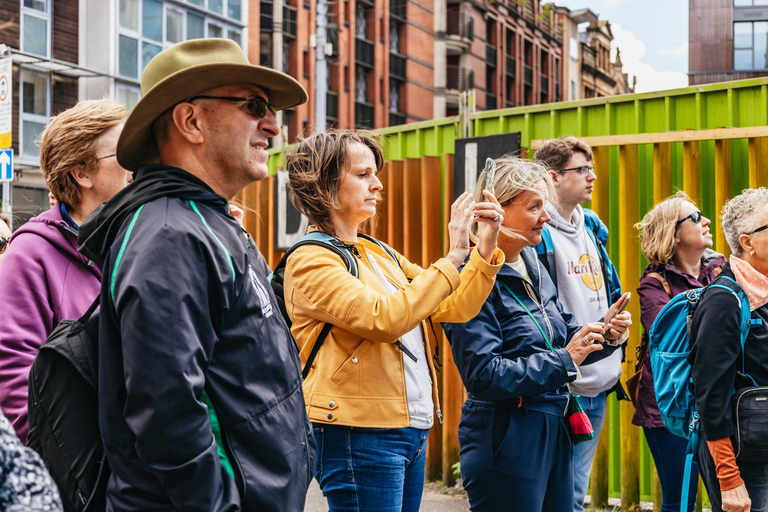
left=732, top=384, right=768, bottom=461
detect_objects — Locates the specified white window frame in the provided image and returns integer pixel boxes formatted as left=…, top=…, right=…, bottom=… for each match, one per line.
left=117, top=1, right=245, bottom=81
left=18, top=69, right=51, bottom=161
left=20, top=0, right=52, bottom=58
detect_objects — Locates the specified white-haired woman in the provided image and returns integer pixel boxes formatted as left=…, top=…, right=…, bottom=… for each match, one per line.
left=443, top=156, right=631, bottom=512
left=633, top=191, right=725, bottom=512
left=691, top=187, right=768, bottom=512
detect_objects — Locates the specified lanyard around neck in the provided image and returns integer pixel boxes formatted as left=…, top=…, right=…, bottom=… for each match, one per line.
left=499, top=281, right=555, bottom=353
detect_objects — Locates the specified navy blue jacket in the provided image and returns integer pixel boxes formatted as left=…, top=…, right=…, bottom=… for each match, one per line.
left=79, top=166, right=314, bottom=512
left=444, top=248, right=621, bottom=415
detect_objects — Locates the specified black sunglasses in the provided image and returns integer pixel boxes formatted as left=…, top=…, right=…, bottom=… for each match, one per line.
left=675, top=211, right=703, bottom=227
left=748, top=224, right=768, bottom=235
left=186, top=95, right=278, bottom=118
left=0, top=236, right=8, bottom=254
left=557, top=165, right=595, bottom=177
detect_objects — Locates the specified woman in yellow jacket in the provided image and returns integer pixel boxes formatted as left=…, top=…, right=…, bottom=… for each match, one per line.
left=284, top=130, right=505, bottom=512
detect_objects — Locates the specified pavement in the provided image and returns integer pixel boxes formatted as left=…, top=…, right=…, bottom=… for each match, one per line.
left=303, top=479, right=471, bottom=512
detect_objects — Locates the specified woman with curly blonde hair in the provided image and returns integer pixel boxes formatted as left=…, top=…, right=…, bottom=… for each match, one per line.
left=633, top=191, right=724, bottom=512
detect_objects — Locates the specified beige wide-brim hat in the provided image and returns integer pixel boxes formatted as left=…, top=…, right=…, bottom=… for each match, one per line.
left=116, top=38, right=308, bottom=172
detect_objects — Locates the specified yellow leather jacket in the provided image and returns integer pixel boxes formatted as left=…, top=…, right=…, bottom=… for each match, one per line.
left=284, top=235, right=504, bottom=428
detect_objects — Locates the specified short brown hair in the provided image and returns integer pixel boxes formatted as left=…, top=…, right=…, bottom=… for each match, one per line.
left=38, top=99, right=127, bottom=208
left=534, top=136, right=593, bottom=171
left=635, top=191, right=693, bottom=265
left=286, top=130, right=385, bottom=237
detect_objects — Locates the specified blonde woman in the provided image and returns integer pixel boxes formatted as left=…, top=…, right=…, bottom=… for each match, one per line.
left=633, top=191, right=724, bottom=512
left=283, top=130, right=505, bottom=512
left=443, top=156, right=631, bottom=512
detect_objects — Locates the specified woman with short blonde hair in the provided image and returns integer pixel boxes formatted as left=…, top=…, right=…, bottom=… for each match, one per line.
left=632, top=191, right=724, bottom=512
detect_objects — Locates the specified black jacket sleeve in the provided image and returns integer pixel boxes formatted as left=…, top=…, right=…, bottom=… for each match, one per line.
left=690, top=287, right=742, bottom=441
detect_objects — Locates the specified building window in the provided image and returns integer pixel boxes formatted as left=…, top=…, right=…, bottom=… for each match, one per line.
left=570, top=37, right=578, bottom=61
left=734, top=21, right=768, bottom=70
left=734, top=0, right=768, bottom=5
left=390, top=20, right=401, bottom=53
left=116, top=83, right=141, bottom=110
left=355, top=66, right=368, bottom=101
left=19, top=71, right=50, bottom=159
left=117, top=0, right=244, bottom=80
left=570, top=79, right=576, bottom=100
left=389, top=78, right=400, bottom=112
left=356, top=4, right=368, bottom=39
left=21, top=0, right=50, bottom=58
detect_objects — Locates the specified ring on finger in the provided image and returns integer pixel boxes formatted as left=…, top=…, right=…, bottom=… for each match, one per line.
left=493, top=214, right=501, bottom=222
left=582, top=336, right=590, bottom=346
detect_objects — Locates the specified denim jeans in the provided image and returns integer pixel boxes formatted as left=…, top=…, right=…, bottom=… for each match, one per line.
left=644, top=427, right=697, bottom=512
left=573, top=392, right=608, bottom=512
left=698, top=436, right=768, bottom=512
left=312, top=423, right=429, bottom=512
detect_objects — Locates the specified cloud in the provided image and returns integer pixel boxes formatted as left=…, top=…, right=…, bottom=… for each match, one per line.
left=610, top=24, right=688, bottom=93
left=658, top=41, right=688, bottom=58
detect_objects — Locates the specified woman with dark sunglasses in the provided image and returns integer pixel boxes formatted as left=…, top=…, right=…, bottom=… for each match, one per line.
left=633, top=191, right=725, bottom=512
left=0, top=217, right=10, bottom=261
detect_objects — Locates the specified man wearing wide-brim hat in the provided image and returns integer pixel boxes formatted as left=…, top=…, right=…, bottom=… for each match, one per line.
left=78, top=38, right=314, bottom=512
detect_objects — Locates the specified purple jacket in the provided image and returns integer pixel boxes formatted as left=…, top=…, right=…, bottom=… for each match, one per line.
left=631, top=249, right=726, bottom=429
left=0, top=205, right=101, bottom=443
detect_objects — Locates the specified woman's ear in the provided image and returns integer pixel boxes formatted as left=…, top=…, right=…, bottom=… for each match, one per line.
left=740, top=233, right=755, bottom=257
left=70, top=164, right=94, bottom=190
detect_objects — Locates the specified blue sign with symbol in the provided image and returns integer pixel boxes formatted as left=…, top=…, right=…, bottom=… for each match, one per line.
left=0, top=149, right=11, bottom=182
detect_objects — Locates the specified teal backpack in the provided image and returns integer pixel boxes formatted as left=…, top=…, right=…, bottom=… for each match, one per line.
left=649, top=275, right=760, bottom=512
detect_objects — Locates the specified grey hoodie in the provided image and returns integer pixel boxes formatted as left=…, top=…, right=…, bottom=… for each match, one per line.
left=544, top=203, right=622, bottom=397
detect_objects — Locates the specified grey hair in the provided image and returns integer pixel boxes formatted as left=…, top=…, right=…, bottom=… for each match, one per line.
left=721, top=187, right=768, bottom=256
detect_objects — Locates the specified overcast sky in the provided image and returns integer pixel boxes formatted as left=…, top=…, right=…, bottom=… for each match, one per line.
left=545, top=0, right=689, bottom=93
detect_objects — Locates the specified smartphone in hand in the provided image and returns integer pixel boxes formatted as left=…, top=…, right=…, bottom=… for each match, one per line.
left=602, top=292, right=631, bottom=343
left=483, top=158, right=496, bottom=195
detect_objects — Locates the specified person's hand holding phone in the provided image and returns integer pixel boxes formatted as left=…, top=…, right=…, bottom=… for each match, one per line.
left=603, top=292, right=632, bottom=344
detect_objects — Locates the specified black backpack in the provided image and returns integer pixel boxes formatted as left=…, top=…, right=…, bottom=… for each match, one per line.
left=269, top=232, right=402, bottom=377
left=27, top=296, right=109, bottom=512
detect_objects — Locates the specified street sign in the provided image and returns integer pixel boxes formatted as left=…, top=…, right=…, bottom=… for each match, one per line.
left=0, top=57, right=10, bottom=149
left=0, top=149, right=12, bottom=181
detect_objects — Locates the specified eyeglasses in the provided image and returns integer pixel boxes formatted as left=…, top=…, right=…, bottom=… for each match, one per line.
left=748, top=224, right=768, bottom=235
left=676, top=211, right=703, bottom=227
left=557, top=166, right=596, bottom=177
left=0, top=236, right=8, bottom=254
left=186, top=95, right=277, bottom=119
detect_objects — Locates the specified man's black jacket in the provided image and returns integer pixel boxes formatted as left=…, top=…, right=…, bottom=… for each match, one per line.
left=79, top=165, right=314, bottom=511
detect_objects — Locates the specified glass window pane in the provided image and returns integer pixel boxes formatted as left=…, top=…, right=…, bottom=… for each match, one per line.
left=755, top=0, right=768, bottom=5
left=142, top=42, right=162, bottom=72
left=166, top=9, right=184, bottom=43
left=22, top=121, right=46, bottom=157
left=209, top=0, right=223, bottom=14
left=735, top=48, right=753, bottom=70
left=119, top=0, right=139, bottom=31
left=116, top=87, right=140, bottom=111
left=119, top=35, right=139, bottom=78
left=735, top=22, right=753, bottom=49
left=22, top=75, right=47, bottom=116
left=755, top=22, right=768, bottom=68
left=188, top=12, right=205, bottom=39
left=23, top=15, right=48, bottom=57
left=23, top=0, right=47, bottom=12
left=734, top=0, right=752, bottom=5
left=207, top=23, right=223, bottom=38
left=228, top=30, right=242, bottom=48
left=142, top=0, right=163, bottom=41
left=188, top=0, right=204, bottom=5
left=228, top=0, right=242, bottom=20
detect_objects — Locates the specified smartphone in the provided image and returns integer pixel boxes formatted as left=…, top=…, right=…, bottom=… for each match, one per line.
left=483, top=158, right=496, bottom=195
left=606, top=292, right=631, bottom=325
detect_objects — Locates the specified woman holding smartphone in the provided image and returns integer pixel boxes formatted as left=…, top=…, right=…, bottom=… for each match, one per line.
left=443, top=155, right=631, bottom=512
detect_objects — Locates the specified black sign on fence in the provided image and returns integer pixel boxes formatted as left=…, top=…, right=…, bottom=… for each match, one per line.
left=453, top=132, right=521, bottom=201
left=274, top=171, right=310, bottom=252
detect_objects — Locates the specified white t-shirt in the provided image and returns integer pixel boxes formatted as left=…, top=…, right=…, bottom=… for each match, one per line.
left=366, top=252, right=434, bottom=429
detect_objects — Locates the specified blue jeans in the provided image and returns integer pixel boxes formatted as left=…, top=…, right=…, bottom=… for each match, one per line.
left=312, top=423, right=429, bottom=512
left=573, top=392, right=608, bottom=512
left=644, top=427, right=697, bottom=512
left=698, top=436, right=768, bottom=512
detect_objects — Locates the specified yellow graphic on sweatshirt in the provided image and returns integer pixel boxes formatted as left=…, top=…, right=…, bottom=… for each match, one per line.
left=566, top=254, right=603, bottom=292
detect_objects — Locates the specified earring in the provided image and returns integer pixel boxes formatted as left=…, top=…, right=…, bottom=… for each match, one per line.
left=751, top=250, right=755, bottom=256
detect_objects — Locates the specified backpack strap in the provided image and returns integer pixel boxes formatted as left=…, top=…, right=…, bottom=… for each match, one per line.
left=646, top=272, right=672, bottom=297
left=358, top=233, right=402, bottom=270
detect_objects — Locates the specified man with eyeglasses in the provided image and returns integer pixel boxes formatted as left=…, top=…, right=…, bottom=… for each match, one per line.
left=534, top=136, right=626, bottom=512
left=77, top=39, right=313, bottom=512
